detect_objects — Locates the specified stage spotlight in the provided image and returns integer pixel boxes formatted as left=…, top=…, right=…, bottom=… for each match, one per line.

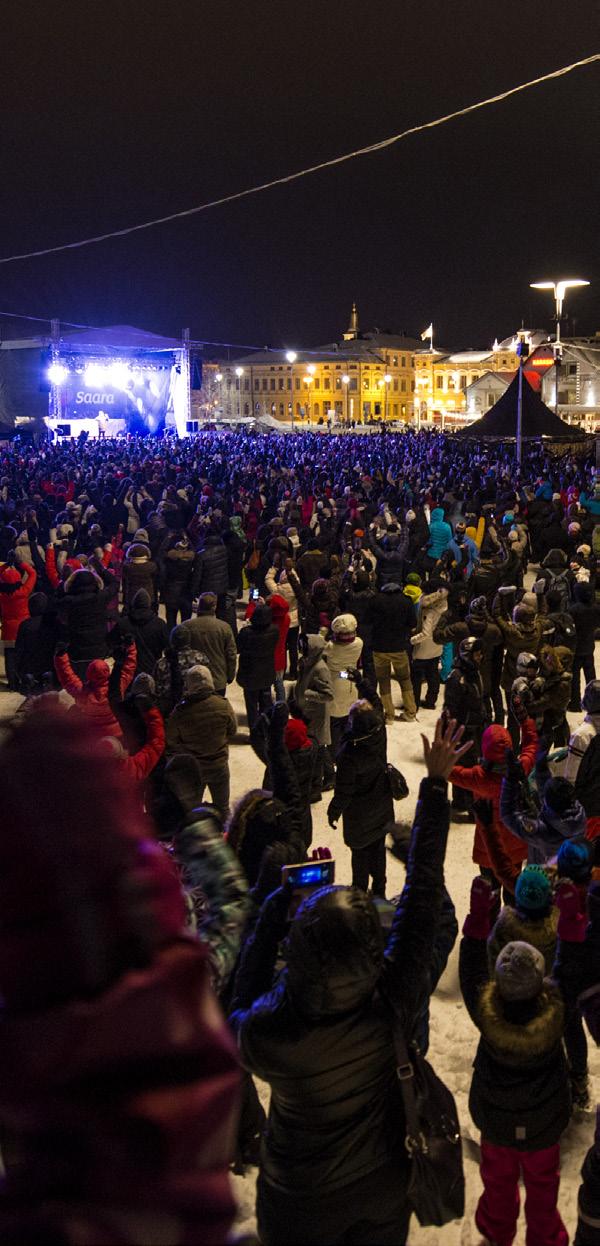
left=84, top=363, right=105, bottom=387
left=149, top=379, right=159, bottom=397
left=108, top=362, right=130, bottom=390
left=48, top=363, right=68, bottom=385
left=136, top=397, right=144, bottom=413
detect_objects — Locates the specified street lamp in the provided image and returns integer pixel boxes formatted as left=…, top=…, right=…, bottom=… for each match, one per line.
left=235, top=366, right=244, bottom=420
left=285, top=351, right=297, bottom=425
left=302, top=375, right=313, bottom=422
left=383, top=372, right=391, bottom=422
left=214, top=372, right=223, bottom=422
left=530, top=278, right=590, bottom=415
left=341, top=374, right=350, bottom=425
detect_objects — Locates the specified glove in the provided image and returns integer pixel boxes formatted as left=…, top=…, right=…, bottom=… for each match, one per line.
left=555, top=881, right=586, bottom=942
left=511, top=694, right=528, bottom=725
left=463, top=876, right=496, bottom=939
left=532, top=579, right=546, bottom=595
left=54, top=641, right=69, bottom=657
left=310, top=846, right=332, bottom=861
left=505, top=748, right=524, bottom=782
left=473, top=797, right=494, bottom=827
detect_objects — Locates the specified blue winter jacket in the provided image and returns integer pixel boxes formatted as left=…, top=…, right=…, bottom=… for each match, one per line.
left=427, top=507, right=452, bottom=559
left=579, top=490, right=600, bottom=517
left=500, top=775, right=587, bottom=865
left=449, top=535, right=479, bottom=575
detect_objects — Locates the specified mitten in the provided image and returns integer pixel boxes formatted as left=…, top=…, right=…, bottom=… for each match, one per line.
left=555, top=880, right=586, bottom=942
left=311, top=846, right=332, bottom=861
left=463, top=876, right=495, bottom=940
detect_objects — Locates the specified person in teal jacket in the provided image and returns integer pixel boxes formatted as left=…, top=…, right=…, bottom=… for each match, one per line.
left=427, top=506, right=452, bottom=559
left=580, top=482, right=600, bottom=517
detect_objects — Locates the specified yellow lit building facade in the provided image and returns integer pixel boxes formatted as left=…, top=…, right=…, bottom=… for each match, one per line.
left=414, top=330, right=549, bottom=425
left=206, top=307, right=422, bottom=425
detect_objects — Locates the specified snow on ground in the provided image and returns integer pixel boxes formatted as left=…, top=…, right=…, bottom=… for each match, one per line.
left=1, top=641, right=598, bottom=1244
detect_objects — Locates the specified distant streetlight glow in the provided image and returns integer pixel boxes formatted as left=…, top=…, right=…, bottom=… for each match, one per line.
left=285, top=350, right=297, bottom=364
left=306, top=363, right=316, bottom=375
left=530, top=277, right=590, bottom=417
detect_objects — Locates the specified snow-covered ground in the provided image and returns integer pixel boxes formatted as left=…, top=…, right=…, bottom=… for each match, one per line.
left=1, top=641, right=598, bottom=1244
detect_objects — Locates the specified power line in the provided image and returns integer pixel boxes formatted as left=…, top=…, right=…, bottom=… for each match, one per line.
left=0, top=53, right=597, bottom=267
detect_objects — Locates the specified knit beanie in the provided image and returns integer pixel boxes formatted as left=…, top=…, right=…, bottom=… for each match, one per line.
left=170, top=623, right=191, bottom=649
left=130, top=672, right=156, bottom=698
left=184, top=664, right=214, bottom=695
left=56, top=523, right=73, bottom=539
left=515, top=866, right=552, bottom=915
left=331, top=613, right=357, bottom=637
left=521, top=592, right=538, bottom=613
left=508, top=530, right=519, bottom=542
left=230, top=515, right=243, bottom=532
left=284, top=718, right=310, bottom=752
left=557, top=839, right=591, bottom=884
left=134, top=528, right=150, bottom=544
left=406, top=572, right=422, bottom=587
left=495, top=940, right=546, bottom=1002
left=543, top=776, right=578, bottom=819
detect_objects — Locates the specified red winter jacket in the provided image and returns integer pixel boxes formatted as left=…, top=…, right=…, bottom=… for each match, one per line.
left=449, top=717, right=538, bottom=870
left=0, top=563, right=36, bottom=643
left=54, top=643, right=137, bottom=738
left=122, top=706, right=165, bottom=782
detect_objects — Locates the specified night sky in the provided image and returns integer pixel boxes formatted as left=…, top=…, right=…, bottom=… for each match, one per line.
left=0, top=0, right=598, bottom=353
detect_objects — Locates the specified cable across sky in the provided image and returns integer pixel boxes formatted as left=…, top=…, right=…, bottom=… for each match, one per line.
left=0, top=51, right=598, bottom=268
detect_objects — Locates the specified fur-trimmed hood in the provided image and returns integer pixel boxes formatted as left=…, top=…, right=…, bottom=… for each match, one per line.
left=477, top=980, right=564, bottom=1065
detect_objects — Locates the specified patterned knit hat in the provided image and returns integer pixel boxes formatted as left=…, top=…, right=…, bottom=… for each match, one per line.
left=515, top=866, right=552, bottom=915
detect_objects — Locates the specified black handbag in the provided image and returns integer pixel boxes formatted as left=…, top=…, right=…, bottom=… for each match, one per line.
left=387, top=762, right=409, bottom=801
left=389, top=1012, right=465, bottom=1227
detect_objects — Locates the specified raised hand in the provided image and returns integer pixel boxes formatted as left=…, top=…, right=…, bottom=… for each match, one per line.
left=421, top=716, right=473, bottom=780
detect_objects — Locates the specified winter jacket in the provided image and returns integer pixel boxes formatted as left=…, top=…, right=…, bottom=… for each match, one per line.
left=185, top=613, right=238, bottom=690
left=324, top=633, right=364, bottom=719
left=0, top=562, right=36, bottom=643
left=501, top=769, right=587, bottom=865
left=59, top=574, right=119, bottom=663
left=191, top=535, right=229, bottom=598
left=570, top=598, right=600, bottom=656
left=296, top=546, right=329, bottom=589
left=231, top=775, right=451, bottom=1195
left=495, top=613, right=546, bottom=690
left=266, top=593, right=290, bottom=672
left=580, top=489, right=600, bottom=517
left=328, top=714, right=394, bottom=848
left=459, top=932, right=570, bottom=1150
left=223, top=527, right=246, bottom=591
left=444, top=657, right=486, bottom=733
left=54, top=643, right=136, bottom=738
left=166, top=689, right=237, bottom=767
left=265, top=566, right=299, bottom=628
left=565, top=711, right=600, bottom=784
left=14, top=609, right=57, bottom=686
left=112, top=600, right=169, bottom=676
left=410, top=587, right=448, bottom=660
left=339, top=583, right=375, bottom=648
left=368, top=583, right=417, bottom=653
left=536, top=646, right=573, bottom=729
left=172, top=810, right=250, bottom=994
left=121, top=706, right=166, bottom=783
left=449, top=534, right=479, bottom=575
left=445, top=614, right=503, bottom=699
left=427, top=507, right=452, bottom=558
left=159, top=542, right=195, bottom=608
left=450, top=717, right=538, bottom=870
left=236, top=605, right=278, bottom=690
left=121, top=545, right=158, bottom=606
left=367, top=529, right=408, bottom=587
left=293, top=633, right=334, bottom=746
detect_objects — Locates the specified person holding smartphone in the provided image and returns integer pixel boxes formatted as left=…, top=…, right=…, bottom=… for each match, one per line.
left=231, top=717, right=470, bottom=1246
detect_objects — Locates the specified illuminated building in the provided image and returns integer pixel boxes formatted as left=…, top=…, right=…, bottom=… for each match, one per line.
left=414, top=329, right=549, bottom=426
left=209, top=305, right=421, bottom=425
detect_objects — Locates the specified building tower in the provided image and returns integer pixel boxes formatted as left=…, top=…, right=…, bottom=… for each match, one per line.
left=343, top=302, right=359, bottom=341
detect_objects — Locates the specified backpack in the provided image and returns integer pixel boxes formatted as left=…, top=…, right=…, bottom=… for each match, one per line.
left=545, top=568, right=570, bottom=612
left=574, top=731, right=600, bottom=819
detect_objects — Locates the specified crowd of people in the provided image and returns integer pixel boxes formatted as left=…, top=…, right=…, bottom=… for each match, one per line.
left=0, top=425, right=600, bottom=1245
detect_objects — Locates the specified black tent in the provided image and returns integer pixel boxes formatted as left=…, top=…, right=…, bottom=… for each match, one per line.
left=456, top=373, right=587, bottom=440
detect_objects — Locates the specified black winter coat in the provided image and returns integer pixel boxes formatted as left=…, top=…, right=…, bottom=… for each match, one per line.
left=192, top=536, right=229, bottom=597
left=444, top=659, right=486, bottom=732
left=459, top=935, right=570, bottom=1150
left=14, top=612, right=57, bottom=684
left=368, top=586, right=416, bottom=652
left=58, top=582, right=118, bottom=663
left=112, top=602, right=169, bottom=675
left=570, top=601, right=600, bottom=656
left=231, top=776, right=451, bottom=1195
left=236, top=609, right=278, bottom=690
left=159, top=545, right=196, bottom=608
left=328, top=718, right=394, bottom=848
left=223, top=530, right=246, bottom=590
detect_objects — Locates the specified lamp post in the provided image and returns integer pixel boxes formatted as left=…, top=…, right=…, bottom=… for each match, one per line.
left=235, top=366, right=244, bottom=420
left=341, top=374, right=350, bottom=425
left=285, top=350, right=297, bottom=426
left=302, top=375, right=313, bottom=423
left=530, top=278, right=590, bottom=416
left=214, top=372, right=223, bottom=422
left=383, top=372, right=391, bottom=422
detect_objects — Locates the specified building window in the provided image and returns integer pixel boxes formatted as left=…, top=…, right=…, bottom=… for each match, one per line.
left=487, top=394, right=494, bottom=407
left=244, top=379, right=250, bottom=391
left=278, top=377, right=284, bottom=389
left=313, top=402, right=320, bottom=416
left=324, top=377, right=331, bottom=390
left=335, top=376, right=341, bottom=389
left=243, top=402, right=250, bottom=415
left=460, top=374, right=467, bottom=390
left=374, top=402, right=382, bottom=416
left=393, top=404, right=398, bottom=417
left=349, top=377, right=358, bottom=391
left=401, top=356, right=406, bottom=368
left=279, top=403, right=284, bottom=415
left=392, top=355, right=398, bottom=366
left=401, top=379, right=407, bottom=392
left=253, top=377, right=260, bottom=391
left=436, top=375, right=443, bottom=390
left=393, top=379, right=398, bottom=391
left=270, top=378, right=276, bottom=390
left=411, top=381, right=415, bottom=391
left=262, top=378, right=268, bottom=391
left=295, top=377, right=300, bottom=389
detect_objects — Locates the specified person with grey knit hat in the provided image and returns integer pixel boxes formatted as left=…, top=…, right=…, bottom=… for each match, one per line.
left=460, top=875, right=585, bottom=1246
left=153, top=622, right=210, bottom=716
left=165, top=664, right=237, bottom=819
